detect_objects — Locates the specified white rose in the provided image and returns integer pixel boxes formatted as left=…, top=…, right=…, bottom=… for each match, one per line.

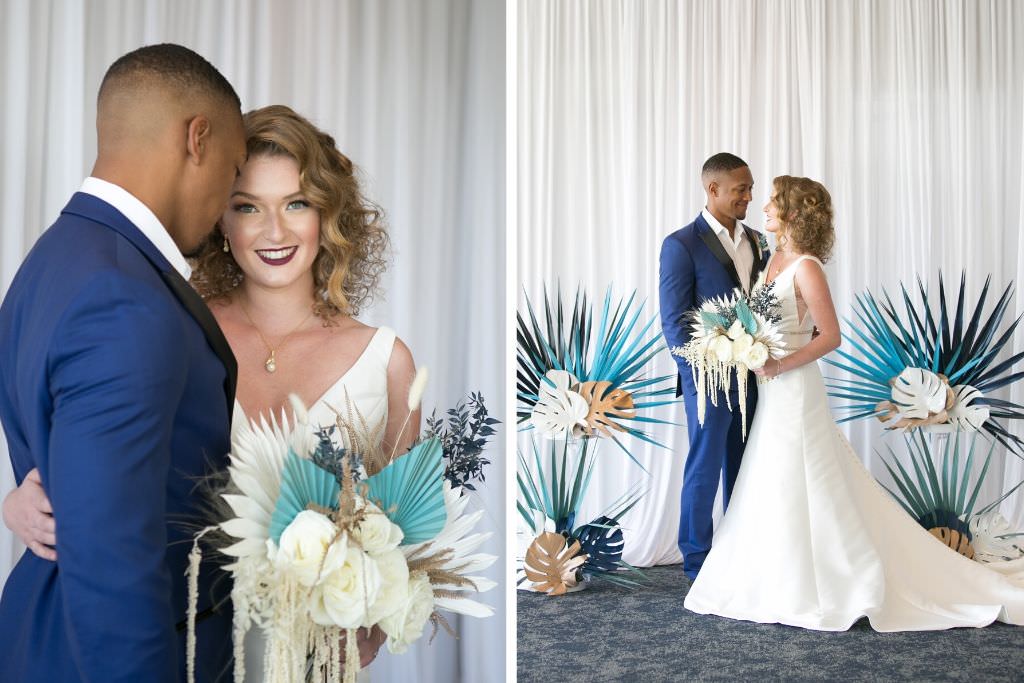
left=310, top=546, right=383, bottom=629
left=365, top=548, right=411, bottom=624
left=731, top=333, right=754, bottom=358
left=726, top=319, right=746, bottom=340
left=741, top=342, right=770, bottom=370
left=380, top=570, right=435, bottom=653
left=708, top=334, right=734, bottom=363
left=351, top=500, right=404, bottom=554
left=275, top=510, right=346, bottom=587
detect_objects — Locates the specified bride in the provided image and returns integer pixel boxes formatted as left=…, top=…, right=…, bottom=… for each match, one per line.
left=3, top=104, right=418, bottom=669
left=684, top=175, right=1024, bottom=631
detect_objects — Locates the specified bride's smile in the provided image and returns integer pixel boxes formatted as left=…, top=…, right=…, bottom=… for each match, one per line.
left=255, top=245, right=299, bottom=265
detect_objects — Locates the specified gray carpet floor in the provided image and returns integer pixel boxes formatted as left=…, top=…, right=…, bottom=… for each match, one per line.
left=517, top=566, right=1024, bottom=682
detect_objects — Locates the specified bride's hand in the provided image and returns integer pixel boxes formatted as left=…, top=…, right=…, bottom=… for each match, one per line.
left=753, top=358, right=783, bottom=380
left=2, top=468, right=57, bottom=561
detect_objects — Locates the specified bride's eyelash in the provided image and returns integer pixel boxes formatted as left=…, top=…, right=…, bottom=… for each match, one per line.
left=287, top=199, right=310, bottom=210
left=232, top=203, right=257, bottom=213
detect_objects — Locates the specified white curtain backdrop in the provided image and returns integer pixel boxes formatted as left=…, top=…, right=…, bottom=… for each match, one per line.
left=0, top=1, right=504, bottom=681
left=518, top=0, right=1024, bottom=567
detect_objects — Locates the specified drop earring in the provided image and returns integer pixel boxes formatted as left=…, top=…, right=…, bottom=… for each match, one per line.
left=223, top=237, right=230, bottom=253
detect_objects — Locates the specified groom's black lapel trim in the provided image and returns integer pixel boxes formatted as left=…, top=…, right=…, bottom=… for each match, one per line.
left=697, top=222, right=742, bottom=290
left=743, top=226, right=765, bottom=291
left=161, top=269, right=238, bottom=416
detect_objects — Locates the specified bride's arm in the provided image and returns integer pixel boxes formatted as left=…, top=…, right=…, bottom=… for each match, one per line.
left=756, top=259, right=841, bottom=379
left=383, top=337, right=421, bottom=456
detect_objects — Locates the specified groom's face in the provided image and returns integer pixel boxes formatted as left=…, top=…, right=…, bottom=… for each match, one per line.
left=710, top=166, right=754, bottom=221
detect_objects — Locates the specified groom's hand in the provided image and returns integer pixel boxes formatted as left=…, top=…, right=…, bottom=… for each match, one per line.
left=340, top=625, right=387, bottom=668
left=2, top=468, right=57, bottom=561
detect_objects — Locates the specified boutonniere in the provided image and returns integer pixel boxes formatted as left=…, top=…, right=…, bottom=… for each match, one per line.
left=757, top=233, right=770, bottom=255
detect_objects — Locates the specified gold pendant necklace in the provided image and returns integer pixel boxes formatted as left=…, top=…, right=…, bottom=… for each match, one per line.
left=239, top=300, right=315, bottom=373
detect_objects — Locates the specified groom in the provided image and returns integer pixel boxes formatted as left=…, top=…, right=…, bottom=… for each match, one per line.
left=659, top=153, right=769, bottom=580
left=0, top=45, right=245, bottom=681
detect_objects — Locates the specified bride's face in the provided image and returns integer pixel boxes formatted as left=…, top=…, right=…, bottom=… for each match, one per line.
left=220, top=154, right=321, bottom=292
left=763, top=196, right=783, bottom=234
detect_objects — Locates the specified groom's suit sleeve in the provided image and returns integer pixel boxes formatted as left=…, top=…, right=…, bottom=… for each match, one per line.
left=659, top=234, right=698, bottom=396
left=46, top=271, right=185, bottom=683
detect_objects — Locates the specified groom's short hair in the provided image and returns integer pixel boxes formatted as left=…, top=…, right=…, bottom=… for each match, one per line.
left=702, top=153, right=748, bottom=180
left=98, top=43, right=240, bottom=110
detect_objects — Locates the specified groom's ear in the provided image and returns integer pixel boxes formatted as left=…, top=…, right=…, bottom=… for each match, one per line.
left=185, top=114, right=212, bottom=164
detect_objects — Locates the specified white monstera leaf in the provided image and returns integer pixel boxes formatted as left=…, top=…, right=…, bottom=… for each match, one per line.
left=925, top=384, right=990, bottom=434
left=969, top=511, right=1024, bottom=563
left=530, top=369, right=588, bottom=438
left=890, top=367, right=948, bottom=419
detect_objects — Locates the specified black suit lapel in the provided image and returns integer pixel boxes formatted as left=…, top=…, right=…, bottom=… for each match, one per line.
left=160, top=269, right=237, bottom=416
left=698, top=228, right=742, bottom=290
left=743, top=227, right=766, bottom=291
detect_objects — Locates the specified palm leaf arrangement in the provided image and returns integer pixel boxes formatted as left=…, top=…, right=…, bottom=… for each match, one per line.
left=516, top=435, right=646, bottom=594
left=877, top=431, right=1024, bottom=563
left=187, top=373, right=496, bottom=683
left=517, top=284, right=674, bottom=595
left=827, top=272, right=1024, bottom=453
left=517, top=285, right=677, bottom=462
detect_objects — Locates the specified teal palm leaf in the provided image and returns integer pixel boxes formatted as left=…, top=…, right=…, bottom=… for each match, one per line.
left=877, top=431, right=1016, bottom=538
left=270, top=449, right=341, bottom=544
left=365, top=438, right=447, bottom=544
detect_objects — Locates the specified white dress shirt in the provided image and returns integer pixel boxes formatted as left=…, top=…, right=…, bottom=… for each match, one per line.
left=79, top=177, right=192, bottom=280
left=702, top=207, right=754, bottom=292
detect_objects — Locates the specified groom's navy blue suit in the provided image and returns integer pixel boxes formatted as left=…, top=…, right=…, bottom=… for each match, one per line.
left=659, top=213, right=769, bottom=580
left=0, top=192, right=237, bottom=681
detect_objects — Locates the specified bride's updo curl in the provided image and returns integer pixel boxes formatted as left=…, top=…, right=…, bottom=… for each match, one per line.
left=772, top=175, right=834, bottom=263
left=191, top=105, right=389, bottom=319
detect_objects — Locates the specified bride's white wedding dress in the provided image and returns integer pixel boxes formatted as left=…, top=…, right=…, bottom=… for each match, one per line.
left=684, top=256, right=1024, bottom=631
left=233, top=326, right=395, bottom=681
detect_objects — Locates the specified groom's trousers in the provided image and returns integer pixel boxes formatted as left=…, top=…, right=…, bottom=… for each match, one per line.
left=678, top=383, right=756, bottom=579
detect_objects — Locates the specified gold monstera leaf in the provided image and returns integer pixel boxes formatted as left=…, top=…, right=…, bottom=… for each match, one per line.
left=576, top=381, right=636, bottom=437
left=524, top=532, right=587, bottom=596
left=928, top=526, right=975, bottom=559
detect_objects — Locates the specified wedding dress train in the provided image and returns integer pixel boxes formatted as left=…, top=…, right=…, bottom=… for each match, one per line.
left=684, top=257, right=1024, bottom=631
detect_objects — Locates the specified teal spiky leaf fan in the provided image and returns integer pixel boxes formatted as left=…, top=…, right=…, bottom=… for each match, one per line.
left=876, top=431, right=1024, bottom=552
left=517, top=284, right=678, bottom=451
left=826, top=271, right=1024, bottom=454
left=269, top=449, right=341, bottom=544
left=365, top=437, right=447, bottom=544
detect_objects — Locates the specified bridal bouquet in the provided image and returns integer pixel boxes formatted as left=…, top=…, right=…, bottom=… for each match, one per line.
left=670, top=282, right=785, bottom=436
left=187, top=372, right=496, bottom=683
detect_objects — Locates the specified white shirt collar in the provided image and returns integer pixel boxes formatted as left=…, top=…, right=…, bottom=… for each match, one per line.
left=79, top=177, right=192, bottom=280
left=702, top=207, right=747, bottom=247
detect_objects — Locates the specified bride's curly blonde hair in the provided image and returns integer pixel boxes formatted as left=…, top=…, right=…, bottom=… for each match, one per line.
left=772, top=175, right=834, bottom=263
left=191, top=105, right=389, bottom=319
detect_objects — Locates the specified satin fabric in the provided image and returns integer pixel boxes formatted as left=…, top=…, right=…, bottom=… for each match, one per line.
left=685, top=256, right=1024, bottom=631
